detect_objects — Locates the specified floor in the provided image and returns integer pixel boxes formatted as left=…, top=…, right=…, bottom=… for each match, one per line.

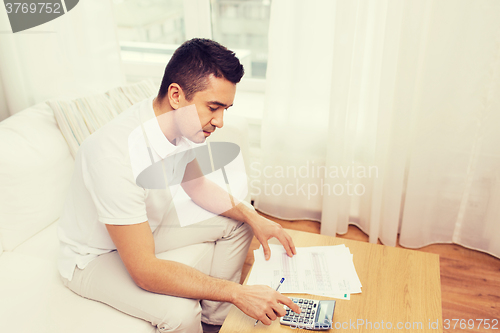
left=240, top=211, right=500, bottom=333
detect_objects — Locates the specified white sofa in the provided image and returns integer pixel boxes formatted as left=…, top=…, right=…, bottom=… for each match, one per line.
left=0, top=88, right=251, bottom=333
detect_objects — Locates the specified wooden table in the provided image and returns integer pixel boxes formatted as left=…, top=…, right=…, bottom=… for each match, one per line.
left=220, top=229, right=442, bottom=332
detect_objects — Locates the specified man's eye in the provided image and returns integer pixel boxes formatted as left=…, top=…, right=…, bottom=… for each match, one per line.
left=209, top=106, right=218, bottom=111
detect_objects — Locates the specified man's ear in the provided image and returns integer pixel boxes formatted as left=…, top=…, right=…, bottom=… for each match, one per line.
left=167, top=83, right=185, bottom=110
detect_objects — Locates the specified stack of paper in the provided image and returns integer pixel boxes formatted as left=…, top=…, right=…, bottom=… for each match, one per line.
left=246, top=244, right=362, bottom=300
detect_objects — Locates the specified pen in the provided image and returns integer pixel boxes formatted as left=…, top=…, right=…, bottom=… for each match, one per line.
left=254, top=277, right=285, bottom=327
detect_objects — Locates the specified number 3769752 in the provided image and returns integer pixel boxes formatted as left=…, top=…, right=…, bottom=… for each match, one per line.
left=5, top=3, right=62, bottom=14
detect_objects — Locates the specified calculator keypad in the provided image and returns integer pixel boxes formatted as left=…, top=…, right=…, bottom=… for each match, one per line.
left=281, top=298, right=318, bottom=327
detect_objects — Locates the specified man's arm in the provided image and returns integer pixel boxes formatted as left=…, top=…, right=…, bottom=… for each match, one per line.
left=105, top=221, right=301, bottom=325
left=181, top=158, right=297, bottom=260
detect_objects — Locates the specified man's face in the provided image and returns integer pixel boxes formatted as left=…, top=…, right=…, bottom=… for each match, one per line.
left=177, top=75, right=236, bottom=143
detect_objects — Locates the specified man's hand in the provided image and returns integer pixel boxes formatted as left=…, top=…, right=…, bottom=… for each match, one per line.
left=232, top=285, right=301, bottom=325
left=249, top=214, right=297, bottom=260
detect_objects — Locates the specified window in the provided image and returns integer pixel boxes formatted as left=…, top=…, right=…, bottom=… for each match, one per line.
left=112, top=0, right=185, bottom=44
left=112, top=0, right=272, bottom=82
left=211, top=0, right=271, bottom=78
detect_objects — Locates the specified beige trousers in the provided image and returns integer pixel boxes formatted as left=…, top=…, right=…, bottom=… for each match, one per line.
left=61, top=207, right=254, bottom=333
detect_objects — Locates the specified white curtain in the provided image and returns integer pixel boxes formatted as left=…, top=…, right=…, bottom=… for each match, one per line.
left=0, top=0, right=124, bottom=118
left=254, top=0, right=500, bottom=258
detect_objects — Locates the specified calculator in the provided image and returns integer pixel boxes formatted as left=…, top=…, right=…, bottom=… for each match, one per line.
left=281, top=298, right=336, bottom=330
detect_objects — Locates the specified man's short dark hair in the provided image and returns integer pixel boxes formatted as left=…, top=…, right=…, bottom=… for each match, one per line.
left=158, top=38, right=244, bottom=102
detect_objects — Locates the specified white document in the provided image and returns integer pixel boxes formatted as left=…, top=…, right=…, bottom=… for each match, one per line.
left=247, top=244, right=362, bottom=299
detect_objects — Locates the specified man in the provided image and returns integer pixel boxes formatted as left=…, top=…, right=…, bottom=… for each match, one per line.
left=57, top=38, right=301, bottom=333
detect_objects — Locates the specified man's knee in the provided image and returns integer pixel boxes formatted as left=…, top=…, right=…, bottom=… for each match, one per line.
left=223, top=219, right=254, bottom=248
left=156, top=299, right=202, bottom=333
left=238, top=221, right=254, bottom=244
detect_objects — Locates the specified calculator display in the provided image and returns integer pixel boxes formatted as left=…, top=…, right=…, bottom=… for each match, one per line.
left=317, top=301, right=334, bottom=323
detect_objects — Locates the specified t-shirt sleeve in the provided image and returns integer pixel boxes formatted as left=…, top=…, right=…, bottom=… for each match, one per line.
left=83, top=156, right=148, bottom=225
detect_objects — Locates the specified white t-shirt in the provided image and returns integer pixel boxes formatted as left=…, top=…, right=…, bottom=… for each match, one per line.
left=57, top=96, right=196, bottom=281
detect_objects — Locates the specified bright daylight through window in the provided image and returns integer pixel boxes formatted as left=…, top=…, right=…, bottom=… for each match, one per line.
left=112, top=0, right=271, bottom=79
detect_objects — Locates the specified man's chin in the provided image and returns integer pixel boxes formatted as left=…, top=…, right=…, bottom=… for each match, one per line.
left=189, top=132, right=207, bottom=143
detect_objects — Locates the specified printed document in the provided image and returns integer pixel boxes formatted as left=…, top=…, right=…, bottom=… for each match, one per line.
left=246, top=244, right=362, bottom=299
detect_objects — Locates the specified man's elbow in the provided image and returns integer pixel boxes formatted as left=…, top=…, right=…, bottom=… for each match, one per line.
left=133, top=274, right=151, bottom=291
left=128, top=258, right=158, bottom=291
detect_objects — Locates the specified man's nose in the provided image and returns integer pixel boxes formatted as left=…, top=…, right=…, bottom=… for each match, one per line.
left=211, top=109, right=224, bottom=128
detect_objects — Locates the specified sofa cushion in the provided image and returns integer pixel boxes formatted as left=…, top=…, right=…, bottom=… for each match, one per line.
left=48, top=80, right=157, bottom=158
left=0, top=103, right=74, bottom=252
left=1, top=242, right=214, bottom=333
left=0, top=252, right=155, bottom=333
left=13, top=221, right=59, bottom=262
